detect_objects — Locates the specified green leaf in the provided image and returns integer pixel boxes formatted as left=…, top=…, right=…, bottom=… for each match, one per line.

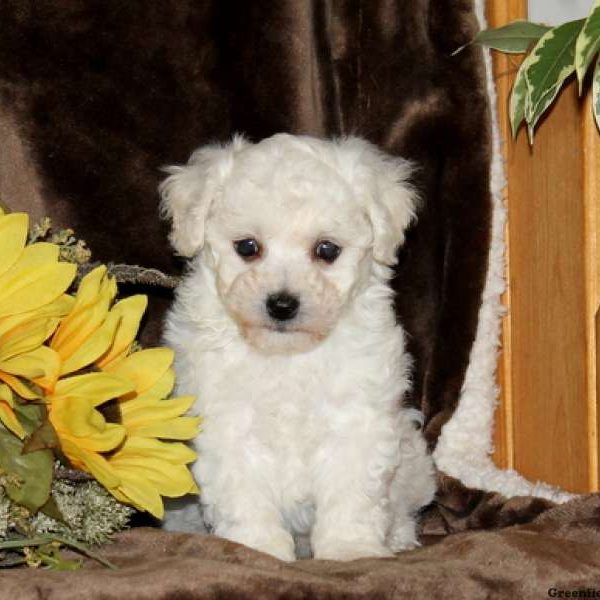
left=36, top=544, right=82, bottom=571
left=527, top=84, right=565, bottom=144
left=0, top=535, right=117, bottom=569
left=575, top=0, right=600, bottom=93
left=524, top=19, right=585, bottom=141
left=593, top=55, right=600, bottom=131
left=472, top=21, right=551, bottom=54
left=13, top=401, right=45, bottom=434
left=510, top=57, right=531, bottom=138
left=0, top=404, right=53, bottom=512
left=39, top=494, right=66, bottom=523
left=22, top=417, right=59, bottom=454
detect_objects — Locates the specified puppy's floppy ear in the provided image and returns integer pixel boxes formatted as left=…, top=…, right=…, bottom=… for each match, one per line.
left=159, top=134, right=249, bottom=257
left=335, top=137, right=418, bottom=266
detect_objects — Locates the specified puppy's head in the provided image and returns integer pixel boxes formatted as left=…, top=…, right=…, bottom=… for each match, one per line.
left=160, top=134, right=417, bottom=354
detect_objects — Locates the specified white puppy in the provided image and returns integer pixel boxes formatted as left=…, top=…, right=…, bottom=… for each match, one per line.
left=160, top=133, right=436, bottom=561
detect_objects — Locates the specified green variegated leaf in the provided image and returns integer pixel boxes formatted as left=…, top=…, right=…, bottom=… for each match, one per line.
left=509, top=56, right=532, bottom=138
left=524, top=19, right=585, bottom=141
left=593, top=55, right=600, bottom=131
left=526, top=86, right=558, bottom=144
left=453, top=21, right=550, bottom=56
left=526, top=80, right=568, bottom=143
left=474, top=21, right=551, bottom=53
left=575, top=0, right=600, bottom=93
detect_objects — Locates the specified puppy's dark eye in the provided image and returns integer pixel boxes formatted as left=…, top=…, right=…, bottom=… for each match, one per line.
left=234, top=238, right=261, bottom=260
left=314, top=240, right=341, bottom=263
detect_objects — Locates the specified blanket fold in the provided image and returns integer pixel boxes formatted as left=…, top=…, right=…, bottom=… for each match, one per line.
left=3, top=494, right=600, bottom=598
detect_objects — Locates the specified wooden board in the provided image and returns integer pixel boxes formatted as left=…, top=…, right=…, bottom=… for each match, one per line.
left=487, top=0, right=598, bottom=492
left=487, top=0, right=527, bottom=472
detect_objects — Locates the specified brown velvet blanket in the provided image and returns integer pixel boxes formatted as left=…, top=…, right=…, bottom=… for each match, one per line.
left=3, top=493, right=600, bottom=598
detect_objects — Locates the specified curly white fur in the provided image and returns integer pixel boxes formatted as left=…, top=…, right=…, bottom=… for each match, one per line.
left=160, top=133, right=436, bottom=561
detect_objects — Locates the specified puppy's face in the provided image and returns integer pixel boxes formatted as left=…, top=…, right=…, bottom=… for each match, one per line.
left=205, top=152, right=373, bottom=353
left=161, top=134, right=416, bottom=355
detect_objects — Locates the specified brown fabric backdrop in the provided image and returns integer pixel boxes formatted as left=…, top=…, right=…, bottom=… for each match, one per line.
left=0, top=0, right=491, bottom=447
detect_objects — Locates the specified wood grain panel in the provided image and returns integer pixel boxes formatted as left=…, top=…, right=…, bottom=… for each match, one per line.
left=487, top=0, right=527, bottom=471
left=509, top=80, right=589, bottom=492
left=584, top=93, right=600, bottom=490
left=488, top=0, right=595, bottom=492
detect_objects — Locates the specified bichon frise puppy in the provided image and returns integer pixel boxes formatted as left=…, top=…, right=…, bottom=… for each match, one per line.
left=160, top=133, right=436, bottom=561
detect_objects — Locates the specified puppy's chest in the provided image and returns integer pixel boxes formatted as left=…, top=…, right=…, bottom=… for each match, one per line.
left=199, top=350, right=328, bottom=449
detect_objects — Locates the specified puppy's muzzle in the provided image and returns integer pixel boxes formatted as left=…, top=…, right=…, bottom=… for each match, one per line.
left=266, top=292, right=300, bottom=322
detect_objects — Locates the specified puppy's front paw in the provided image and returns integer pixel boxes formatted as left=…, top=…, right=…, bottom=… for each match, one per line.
left=313, top=538, right=393, bottom=561
left=390, top=539, right=420, bottom=553
left=388, top=519, right=420, bottom=553
left=256, top=542, right=296, bottom=562
left=223, top=525, right=296, bottom=562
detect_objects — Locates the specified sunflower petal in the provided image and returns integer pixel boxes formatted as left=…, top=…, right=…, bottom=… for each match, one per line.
left=69, top=448, right=121, bottom=490
left=0, top=382, right=14, bottom=406
left=49, top=396, right=126, bottom=452
left=0, top=213, right=27, bottom=278
left=125, top=416, right=201, bottom=440
left=107, top=487, right=131, bottom=505
left=0, top=294, right=73, bottom=363
left=0, top=403, right=25, bottom=438
left=70, top=266, right=115, bottom=310
left=0, top=294, right=74, bottom=343
left=51, top=266, right=117, bottom=356
left=148, top=464, right=199, bottom=497
left=136, top=369, right=176, bottom=402
left=0, top=346, right=60, bottom=387
left=115, top=436, right=197, bottom=464
left=74, top=422, right=126, bottom=453
left=106, top=466, right=164, bottom=517
left=0, top=372, right=39, bottom=399
left=110, top=453, right=198, bottom=498
left=0, top=384, right=25, bottom=438
left=97, top=295, right=148, bottom=369
left=105, top=348, right=174, bottom=396
left=53, top=373, right=135, bottom=407
left=0, top=317, right=60, bottom=362
left=58, top=308, right=121, bottom=375
left=0, top=262, right=77, bottom=317
left=120, top=395, right=195, bottom=422
left=42, top=294, right=76, bottom=317
left=7, top=242, right=59, bottom=269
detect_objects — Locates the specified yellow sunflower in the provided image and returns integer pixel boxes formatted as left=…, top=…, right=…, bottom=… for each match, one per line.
left=50, top=264, right=151, bottom=378
left=50, top=265, right=118, bottom=379
left=47, top=350, right=200, bottom=518
left=102, top=348, right=200, bottom=518
left=46, top=372, right=132, bottom=488
left=0, top=209, right=76, bottom=437
left=46, top=266, right=200, bottom=517
left=0, top=209, right=198, bottom=518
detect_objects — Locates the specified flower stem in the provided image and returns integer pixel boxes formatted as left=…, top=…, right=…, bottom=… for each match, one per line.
left=0, top=535, right=117, bottom=569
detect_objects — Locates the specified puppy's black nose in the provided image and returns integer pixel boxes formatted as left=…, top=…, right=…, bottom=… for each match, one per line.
left=266, top=292, right=300, bottom=321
